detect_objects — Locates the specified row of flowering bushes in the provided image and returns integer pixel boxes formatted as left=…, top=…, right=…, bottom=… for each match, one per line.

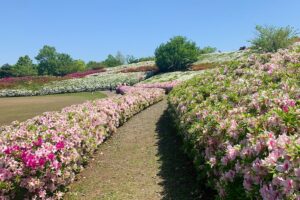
left=0, top=76, right=67, bottom=90
left=135, top=81, right=181, bottom=93
left=0, top=72, right=148, bottom=97
left=0, top=87, right=165, bottom=199
left=64, top=68, right=106, bottom=78
left=116, top=81, right=181, bottom=95
left=168, top=48, right=300, bottom=199
left=119, top=66, right=159, bottom=73
left=139, top=70, right=205, bottom=84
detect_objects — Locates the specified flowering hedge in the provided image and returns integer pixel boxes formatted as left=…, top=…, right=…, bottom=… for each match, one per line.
left=116, top=81, right=181, bottom=95
left=135, top=81, right=181, bottom=93
left=0, top=72, right=147, bottom=97
left=0, top=76, right=67, bottom=90
left=0, top=88, right=165, bottom=199
left=105, top=61, right=155, bottom=73
left=195, top=50, right=247, bottom=65
left=64, top=68, right=106, bottom=78
left=119, top=65, right=159, bottom=73
left=168, top=48, right=300, bottom=199
left=139, top=71, right=205, bottom=84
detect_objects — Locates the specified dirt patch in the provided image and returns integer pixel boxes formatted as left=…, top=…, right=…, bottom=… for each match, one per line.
left=65, top=99, right=207, bottom=200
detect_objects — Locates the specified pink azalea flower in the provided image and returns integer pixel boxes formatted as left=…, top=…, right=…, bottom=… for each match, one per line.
left=56, top=141, right=65, bottom=150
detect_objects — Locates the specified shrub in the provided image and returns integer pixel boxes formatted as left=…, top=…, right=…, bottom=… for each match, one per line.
left=119, top=65, right=158, bottom=73
left=198, top=46, right=217, bottom=54
left=0, top=76, right=67, bottom=90
left=140, top=71, right=204, bottom=83
left=0, top=64, right=14, bottom=78
left=0, top=72, right=149, bottom=97
left=190, top=63, right=216, bottom=71
left=127, top=56, right=155, bottom=64
left=168, top=48, right=300, bottom=199
left=250, top=25, right=298, bottom=52
left=0, top=88, right=164, bottom=199
left=155, top=36, right=199, bottom=72
left=64, top=68, right=106, bottom=78
left=11, top=55, right=38, bottom=77
left=86, top=61, right=107, bottom=70
left=103, top=52, right=126, bottom=67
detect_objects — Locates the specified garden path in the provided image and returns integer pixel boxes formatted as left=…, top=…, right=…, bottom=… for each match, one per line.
left=65, top=99, right=209, bottom=200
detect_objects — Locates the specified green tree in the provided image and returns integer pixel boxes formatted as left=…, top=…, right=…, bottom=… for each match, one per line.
left=35, top=45, right=83, bottom=76
left=0, top=64, right=14, bottom=78
left=198, top=46, right=217, bottom=54
left=137, top=56, right=155, bottom=62
left=54, top=53, right=74, bottom=75
left=103, top=52, right=126, bottom=67
left=35, top=45, right=58, bottom=75
left=155, top=36, right=199, bottom=72
left=126, top=55, right=155, bottom=64
left=71, top=59, right=86, bottom=72
left=86, top=61, right=106, bottom=69
left=126, top=55, right=139, bottom=64
left=250, top=25, right=298, bottom=52
left=12, top=55, right=37, bottom=77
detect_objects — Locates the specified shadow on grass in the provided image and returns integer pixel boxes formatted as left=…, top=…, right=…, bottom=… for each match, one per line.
left=155, top=109, right=215, bottom=200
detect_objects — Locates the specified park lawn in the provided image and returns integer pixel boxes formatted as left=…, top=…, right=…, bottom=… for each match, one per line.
left=0, top=92, right=107, bottom=126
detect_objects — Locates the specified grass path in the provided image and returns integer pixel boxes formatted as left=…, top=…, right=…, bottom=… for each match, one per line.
left=65, top=99, right=212, bottom=200
left=0, top=92, right=107, bottom=126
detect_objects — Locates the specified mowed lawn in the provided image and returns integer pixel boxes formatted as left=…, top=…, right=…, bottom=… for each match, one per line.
left=0, top=92, right=107, bottom=126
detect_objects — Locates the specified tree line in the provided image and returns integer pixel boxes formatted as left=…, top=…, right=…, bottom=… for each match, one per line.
left=2, top=25, right=295, bottom=78
left=0, top=46, right=155, bottom=78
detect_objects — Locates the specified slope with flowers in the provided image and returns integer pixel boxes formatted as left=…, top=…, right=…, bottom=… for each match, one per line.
left=168, top=48, right=300, bottom=199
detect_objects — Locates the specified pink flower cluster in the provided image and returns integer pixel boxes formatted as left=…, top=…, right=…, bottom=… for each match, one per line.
left=115, top=81, right=180, bottom=95
left=0, top=88, right=164, bottom=199
left=168, top=48, right=300, bottom=199
left=135, top=81, right=180, bottom=92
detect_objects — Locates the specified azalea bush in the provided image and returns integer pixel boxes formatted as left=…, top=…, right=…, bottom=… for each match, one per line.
left=0, top=76, right=67, bottom=90
left=0, top=87, right=165, bottom=199
left=140, top=71, right=204, bottom=84
left=64, top=68, right=106, bottom=78
left=168, top=47, right=300, bottom=199
left=196, top=51, right=246, bottom=65
left=134, top=81, right=181, bottom=93
left=119, top=65, right=158, bottom=73
left=104, top=61, right=156, bottom=74
left=0, top=72, right=148, bottom=97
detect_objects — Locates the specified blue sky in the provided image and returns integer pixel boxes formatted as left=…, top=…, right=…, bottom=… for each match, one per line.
left=0, top=0, right=300, bottom=65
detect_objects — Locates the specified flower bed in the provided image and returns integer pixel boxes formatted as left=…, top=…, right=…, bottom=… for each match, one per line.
left=0, top=72, right=147, bottom=97
left=119, top=65, right=159, bottom=73
left=0, top=87, right=165, bottom=199
left=105, top=61, right=155, bottom=73
left=64, top=68, right=106, bottom=78
left=139, top=71, right=205, bottom=84
left=116, top=81, right=181, bottom=95
left=135, top=81, right=181, bottom=93
left=0, top=76, right=67, bottom=90
left=168, top=48, right=300, bottom=199
left=195, top=50, right=247, bottom=65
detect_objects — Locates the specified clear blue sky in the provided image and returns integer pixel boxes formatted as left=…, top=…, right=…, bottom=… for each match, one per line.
left=1, top=0, right=300, bottom=65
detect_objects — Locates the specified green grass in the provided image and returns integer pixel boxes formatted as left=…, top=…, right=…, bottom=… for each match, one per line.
left=0, top=92, right=107, bottom=126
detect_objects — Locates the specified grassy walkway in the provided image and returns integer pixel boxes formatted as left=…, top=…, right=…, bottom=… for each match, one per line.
left=65, top=99, right=210, bottom=200
left=0, top=92, right=107, bottom=126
